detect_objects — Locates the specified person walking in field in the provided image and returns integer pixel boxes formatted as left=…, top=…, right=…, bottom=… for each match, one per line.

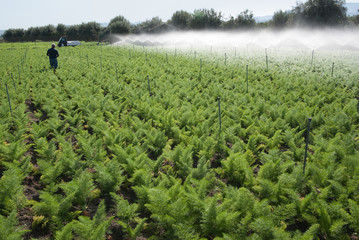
left=47, top=43, right=59, bottom=71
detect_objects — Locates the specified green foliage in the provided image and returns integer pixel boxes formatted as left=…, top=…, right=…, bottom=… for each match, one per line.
left=111, top=192, right=138, bottom=221
left=293, top=0, right=347, bottom=26
left=59, top=171, right=95, bottom=208
left=31, top=191, right=79, bottom=229
left=349, top=199, right=359, bottom=232
left=170, top=10, right=193, bottom=29
left=73, top=200, right=113, bottom=240
left=221, top=152, right=254, bottom=187
left=2, top=42, right=359, bottom=240
left=190, top=8, right=222, bottom=29
left=0, top=166, right=26, bottom=214
left=108, top=15, right=131, bottom=34
left=0, top=210, right=28, bottom=240
left=118, top=217, right=147, bottom=240
left=94, top=160, right=124, bottom=193
left=54, top=222, right=74, bottom=240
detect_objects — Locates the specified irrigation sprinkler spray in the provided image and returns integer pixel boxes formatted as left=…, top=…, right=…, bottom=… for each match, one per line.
left=225, top=53, right=227, bottom=66
left=331, top=62, right=334, bottom=77
left=200, top=59, right=203, bottom=73
left=5, top=83, right=12, bottom=114
left=303, top=118, right=312, bottom=174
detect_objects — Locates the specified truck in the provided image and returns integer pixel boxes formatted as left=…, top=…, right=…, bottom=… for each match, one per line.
left=58, top=36, right=80, bottom=47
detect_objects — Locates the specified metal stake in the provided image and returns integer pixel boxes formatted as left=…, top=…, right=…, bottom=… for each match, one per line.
left=303, top=118, right=312, bottom=174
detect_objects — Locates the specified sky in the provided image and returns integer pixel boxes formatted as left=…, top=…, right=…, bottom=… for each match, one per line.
left=1, top=0, right=359, bottom=30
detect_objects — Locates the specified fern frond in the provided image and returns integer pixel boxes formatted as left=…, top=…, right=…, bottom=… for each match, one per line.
left=54, top=222, right=74, bottom=240
left=0, top=210, right=29, bottom=240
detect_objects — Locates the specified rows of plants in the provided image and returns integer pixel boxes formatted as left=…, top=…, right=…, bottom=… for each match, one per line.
left=0, top=41, right=359, bottom=239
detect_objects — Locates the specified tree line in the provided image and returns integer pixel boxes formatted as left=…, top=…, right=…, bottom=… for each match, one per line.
left=2, top=0, right=359, bottom=42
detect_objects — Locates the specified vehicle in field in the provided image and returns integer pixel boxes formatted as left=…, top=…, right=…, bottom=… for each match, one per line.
left=58, top=36, right=80, bottom=47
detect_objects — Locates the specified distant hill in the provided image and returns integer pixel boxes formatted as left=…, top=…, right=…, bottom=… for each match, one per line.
left=346, top=2, right=359, bottom=16
left=255, top=15, right=272, bottom=23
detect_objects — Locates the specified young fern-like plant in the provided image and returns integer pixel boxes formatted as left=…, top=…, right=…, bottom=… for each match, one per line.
left=0, top=166, right=26, bottom=214
left=201, top=197, right=219, bottom=237
left=59, top=171, right=95, bottom=209
left=349, top=199, right=359, bottom=232
left=54, top=222, right=74, bottom=240
left=168, top=144, right=194, bottom=177
left=117, top=217, right=147, bottom=240
left=34, top=137, right=57, bottom=161
left=0, top=139, right=29, bottom=163
left=32, top=191, right=78, bottom=229
left=94, top=160, right=124, bottom=193
left=0, top=210, right=29, bottom=240
left=72, top=200, right=113, bottom=240
left=221, top=152, right=254, bottom=187
left=191, top=156, right=210, bottom=180
left=111, top=192, right=138, bottom=222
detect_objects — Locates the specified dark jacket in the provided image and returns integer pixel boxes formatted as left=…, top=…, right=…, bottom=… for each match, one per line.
left=47, top=48, right=59, bottom=59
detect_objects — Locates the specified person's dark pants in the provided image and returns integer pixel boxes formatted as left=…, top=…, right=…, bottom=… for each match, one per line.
left=49, top=58, right=58, bottom=69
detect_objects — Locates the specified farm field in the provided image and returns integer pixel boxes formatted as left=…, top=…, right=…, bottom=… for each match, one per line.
left=1, top=41, right=359, bottom=240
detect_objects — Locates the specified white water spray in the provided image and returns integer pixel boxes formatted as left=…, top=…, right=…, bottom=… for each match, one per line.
left=114, top=29, right=359, bottom=52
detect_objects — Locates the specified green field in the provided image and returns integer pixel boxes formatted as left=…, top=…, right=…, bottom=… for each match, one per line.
left=1, top=41, right=359, bottom=239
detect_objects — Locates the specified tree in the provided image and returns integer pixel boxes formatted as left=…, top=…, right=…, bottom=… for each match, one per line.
left=78, top=22, right=102, bottom=41
left=3, top=28, right=25, bottom=42
left=39, top=25, right=56, bottom=41
left=66, top=25, right=79, bottom=39
left=28, top=27, right=41, bottom=41
left=235, top=9, right=256, bottom=28
left=272, top=10, right=290, bottom=28
left=56, top=24, right=66, bottom=36
left=222, top=16, right=237, bottom=30
left=292, top=0, right=347, bottom=26
left=353, top=9, right=359, bottom=25
left=138, top=17, right=163, bottom=29
left=170, top=10, right=192, bottom=30
left=190, top=9, right=222, bottom=29
left=108, top=15, right=131, bottom=34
